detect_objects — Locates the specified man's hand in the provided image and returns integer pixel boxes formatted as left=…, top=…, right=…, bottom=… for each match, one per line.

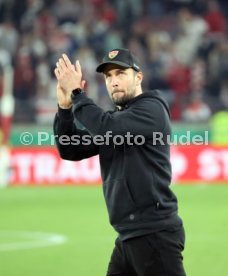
left=54, top=54, right=86, bottom=109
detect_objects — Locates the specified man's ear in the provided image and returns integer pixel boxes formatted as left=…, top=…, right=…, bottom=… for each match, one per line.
left=136, top=71, right=143, bottom=86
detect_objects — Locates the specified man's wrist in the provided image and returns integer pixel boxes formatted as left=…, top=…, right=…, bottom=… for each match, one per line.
left=58, top=104, right=72, bottom=109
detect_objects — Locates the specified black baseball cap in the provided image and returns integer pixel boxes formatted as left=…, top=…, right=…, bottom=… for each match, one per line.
left=96, top=48, right=141, bottom=73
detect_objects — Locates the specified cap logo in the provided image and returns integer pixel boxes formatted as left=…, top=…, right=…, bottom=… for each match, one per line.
left=108, top=50, right=119, bottom=59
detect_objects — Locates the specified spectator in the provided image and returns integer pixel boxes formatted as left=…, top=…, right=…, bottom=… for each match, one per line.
left=76, top=46, right=99, bottom=103
left=0, top=0, right=226, bottom=123
left=165, top=59, right=191, bottom=120
left=204, top=0, right=226, bottom=35
left=13, top=51, right=36, bottom=122
left=0, top=20, right=18, bottom=59
left=182, top=94, right=211, bottom=122
left=174, top=7, right=208, bottom=65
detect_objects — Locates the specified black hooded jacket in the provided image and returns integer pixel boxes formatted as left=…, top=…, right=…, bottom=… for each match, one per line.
left=53, top=90, right=183, bottom=240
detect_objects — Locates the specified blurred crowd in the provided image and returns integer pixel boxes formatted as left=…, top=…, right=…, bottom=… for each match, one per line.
left=0, top=0, right=228, bottom=124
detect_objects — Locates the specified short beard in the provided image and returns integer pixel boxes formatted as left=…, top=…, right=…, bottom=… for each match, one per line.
left=112, top=90, right=136, bottom=107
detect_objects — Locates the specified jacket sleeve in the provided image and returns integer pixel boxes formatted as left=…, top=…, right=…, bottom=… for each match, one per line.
left=53, top=106, right=99, bottom=161
left=71, top=94, right=168, bottom=138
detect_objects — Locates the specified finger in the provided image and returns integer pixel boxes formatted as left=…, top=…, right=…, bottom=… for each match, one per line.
left=56, top=61, right=64, bottom=73
left=75, top=60, right=82, bottom=74
left=54, top=68, right=60, bottom=80
left=59, top=58, right=67, bottom=71
left=62, top=53, right=73, bottom=69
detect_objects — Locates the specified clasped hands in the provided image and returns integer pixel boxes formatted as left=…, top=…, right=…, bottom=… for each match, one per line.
left=54, top=53, right=86, bottom=109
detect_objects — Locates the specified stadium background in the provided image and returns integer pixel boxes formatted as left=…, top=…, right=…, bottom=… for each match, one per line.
left=0, top=0, right=228, bottom=275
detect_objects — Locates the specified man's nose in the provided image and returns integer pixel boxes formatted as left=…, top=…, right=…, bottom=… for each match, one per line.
left=111, top=76, right=119, bottom=87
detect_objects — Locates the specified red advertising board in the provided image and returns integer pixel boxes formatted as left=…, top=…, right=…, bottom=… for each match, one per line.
left=10, top=147, right=101, bottom=185
left=9, top=145, right=228, bottom=185
left=170, top=145, right=228, bottom=183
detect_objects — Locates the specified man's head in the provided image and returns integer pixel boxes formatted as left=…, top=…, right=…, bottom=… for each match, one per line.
left=96, top=48, right=143, bottom=107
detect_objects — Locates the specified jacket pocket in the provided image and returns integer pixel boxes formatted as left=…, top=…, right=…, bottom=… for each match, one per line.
left=103, top=178, right=137, bottom=226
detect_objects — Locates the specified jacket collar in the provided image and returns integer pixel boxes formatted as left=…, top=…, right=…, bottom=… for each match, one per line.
left=115, top=90, right=170, bottom=117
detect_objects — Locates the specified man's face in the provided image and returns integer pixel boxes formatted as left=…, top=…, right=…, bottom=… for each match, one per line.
left=103, top=64, right=139, bottom=107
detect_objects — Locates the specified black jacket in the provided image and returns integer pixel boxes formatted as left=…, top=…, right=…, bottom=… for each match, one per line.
left=53, top=90, right=183, bottom=240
